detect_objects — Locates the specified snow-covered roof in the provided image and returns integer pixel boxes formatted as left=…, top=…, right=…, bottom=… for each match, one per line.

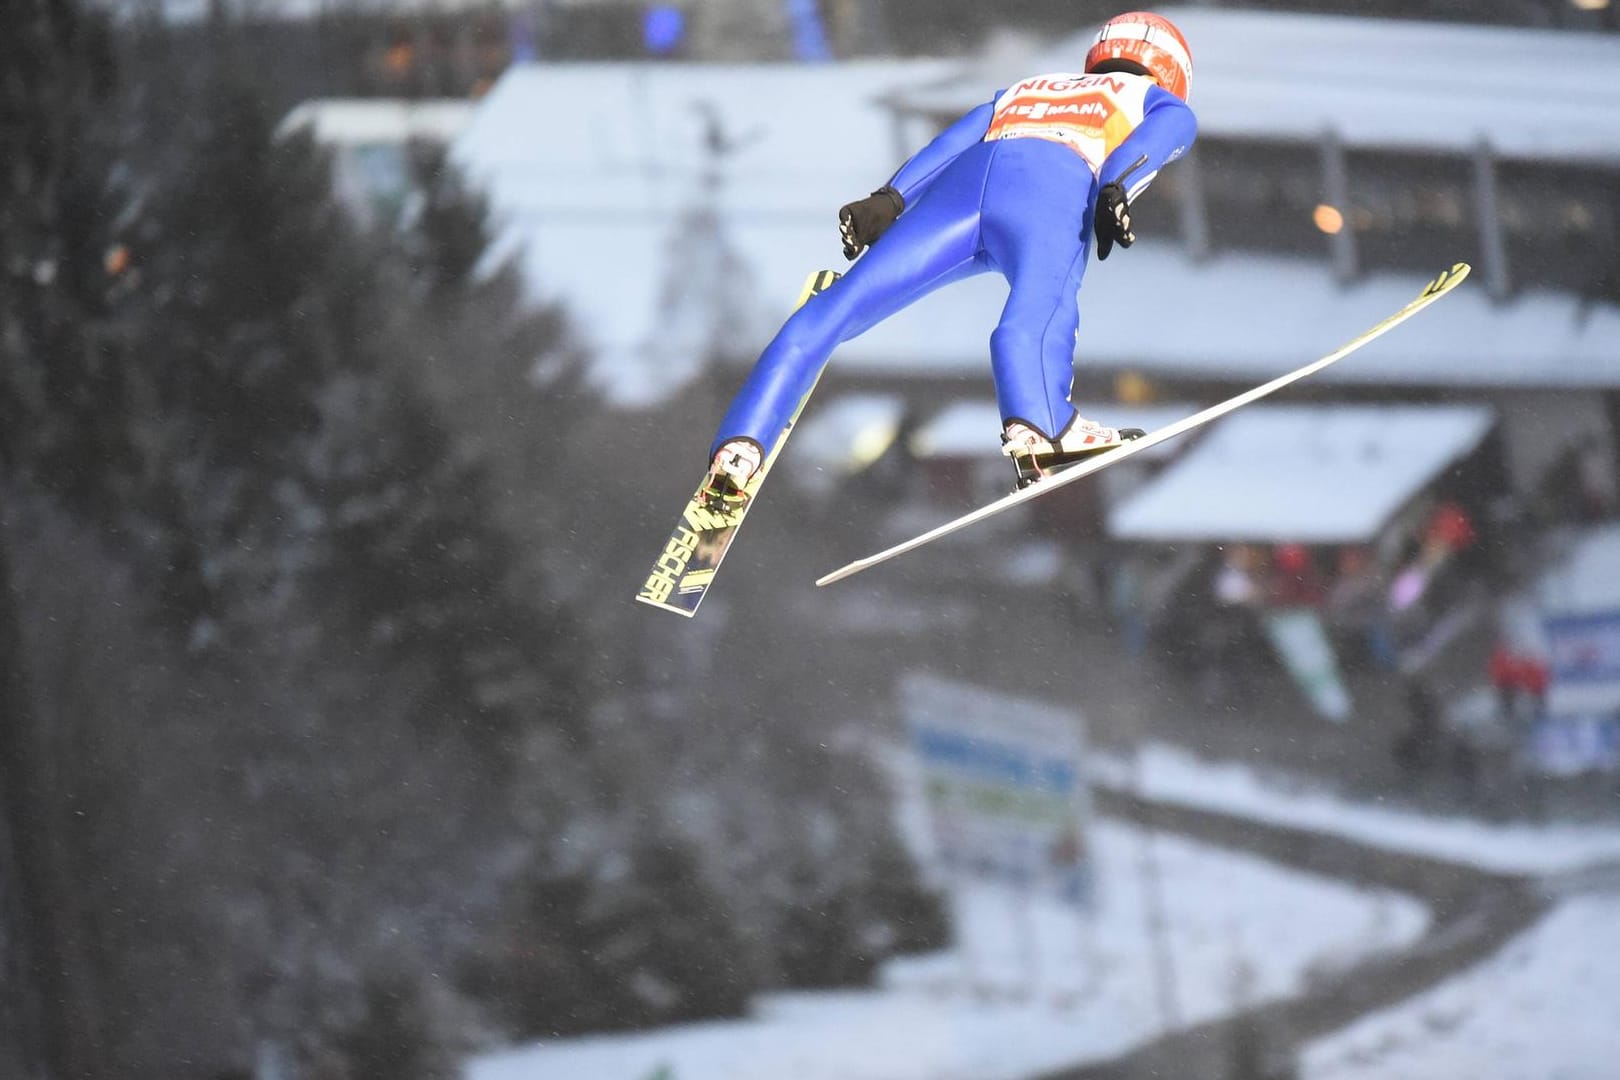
left=813, top=249, right=1620, bottom=389
left=452, top=20, right=1620, bottom=405
left=1106, top=403, right=1496, bottom=544
left=133, top=0, right=517, bottom=23
left=892, top=7, right=1620, bottom=164
left=451, top=59, right=952, bottom=405
left=277, top=99, right=476, bottom=146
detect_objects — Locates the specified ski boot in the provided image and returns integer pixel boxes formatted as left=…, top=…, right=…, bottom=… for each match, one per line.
left=1001, top=417, right=1145, bottom=490
left=701, top=438, right=763, bottom=511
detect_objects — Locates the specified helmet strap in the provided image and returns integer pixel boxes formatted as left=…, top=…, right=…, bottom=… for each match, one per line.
left=1088, top=58, right=1154, bottom=79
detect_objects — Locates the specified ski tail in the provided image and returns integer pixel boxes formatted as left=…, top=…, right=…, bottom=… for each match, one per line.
left=815, top=262, right=1472, bottom=588
left=636, top=269, right=842, bottom=617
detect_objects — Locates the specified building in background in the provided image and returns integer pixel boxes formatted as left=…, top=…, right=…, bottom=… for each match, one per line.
left=430, top=8, right=1620, bottom=758
left=450, top=8, right=1620, bottom=495
left=278, top=99, right=475, bottom=227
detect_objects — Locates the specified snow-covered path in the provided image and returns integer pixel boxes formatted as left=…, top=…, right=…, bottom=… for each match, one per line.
left=1092, top=744, right=1620, bottom=875
left=1047, top=746, right=1620, bottom=1080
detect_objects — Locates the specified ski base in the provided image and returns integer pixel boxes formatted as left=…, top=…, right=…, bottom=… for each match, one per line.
left=816, top=261, right=1472, bottom=588
left=636, top=269, right=841, bottom=617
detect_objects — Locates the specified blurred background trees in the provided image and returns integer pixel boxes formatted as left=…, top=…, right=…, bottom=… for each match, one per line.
left=0, top=0, right=943, bottom=1075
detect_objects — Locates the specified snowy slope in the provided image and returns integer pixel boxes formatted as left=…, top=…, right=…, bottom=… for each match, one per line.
left=462, top=741, right=1620, bottom=1080
left=467, top=821, right=1426, bottom=1080
left=1301, top=895, right=1620, bottom=1080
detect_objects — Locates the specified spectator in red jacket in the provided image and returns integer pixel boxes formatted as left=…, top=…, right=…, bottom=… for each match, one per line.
left=1269, top=543, right=1325, bottom=607
left=1490, top=642, right=1549, bottom=724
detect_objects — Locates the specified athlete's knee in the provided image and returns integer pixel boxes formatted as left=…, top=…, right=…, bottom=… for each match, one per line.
left=754, top=305, right=847, bottom=391
left=990, top=321, right=1044, bottom=365
left=777, top=291, right=857, bottom=355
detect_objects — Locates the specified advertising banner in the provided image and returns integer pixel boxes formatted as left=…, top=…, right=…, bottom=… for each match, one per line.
left=1527, top=713, right=1620, bottom=776
left=900, top=672, right=1092, bottom=907
left=1262, top=608, right=1352, bottom=722
left=1545, top=611, right=1620, bottom=687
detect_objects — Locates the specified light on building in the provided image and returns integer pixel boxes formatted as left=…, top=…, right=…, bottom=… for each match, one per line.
left=850, top=424, right=898, bottom=469
left=643, top=5, right=686, bottom=55
left=1570, top=0, right=1609, bottom=12
left=1116, top=370, right=1156, bottom=405
left=384, top=42, right=413, bottom=77
left=1313, top=204, right=1345, bottom=234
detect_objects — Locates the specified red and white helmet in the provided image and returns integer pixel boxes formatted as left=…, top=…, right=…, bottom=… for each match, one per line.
left=1084, top=11, right=1193, bottom=101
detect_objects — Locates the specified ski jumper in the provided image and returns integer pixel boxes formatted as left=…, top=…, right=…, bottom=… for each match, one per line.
left=710, top=71, right=1197, bottom=459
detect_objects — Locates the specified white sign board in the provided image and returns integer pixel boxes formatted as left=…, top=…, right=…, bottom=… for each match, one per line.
left=900, top=672, right=1092, bottom=907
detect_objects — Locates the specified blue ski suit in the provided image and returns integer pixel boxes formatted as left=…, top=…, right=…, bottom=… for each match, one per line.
left=710, top=71, right=1197, bottom=459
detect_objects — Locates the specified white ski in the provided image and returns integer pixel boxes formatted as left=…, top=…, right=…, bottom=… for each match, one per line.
left=816, top=261, right=1472, bottom=588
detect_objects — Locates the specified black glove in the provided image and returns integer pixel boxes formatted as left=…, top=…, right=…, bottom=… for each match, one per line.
left=838, top=185, right=905, bottom=260
left=1093, top=181, right=1135, bottom=261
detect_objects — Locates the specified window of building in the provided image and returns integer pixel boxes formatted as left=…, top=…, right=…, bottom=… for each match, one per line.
left=1125, top=160, right=1184, bottom=245
left=1496, top=160, right=1620, bottom=301
left=1183, top=138, right=1327, bottom=258
left=1345, top=149, right=1479, bottom=277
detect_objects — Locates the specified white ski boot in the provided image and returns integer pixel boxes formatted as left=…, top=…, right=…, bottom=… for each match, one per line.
left=702, top=438, right=764, bottom=508
left=1001, top=416, right=1144, bottom=489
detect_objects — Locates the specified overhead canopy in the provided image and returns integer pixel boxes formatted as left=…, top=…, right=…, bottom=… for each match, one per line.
left=278, top=99, right=474, bottom=146
left=1107, top=404, right=1496, bottom=544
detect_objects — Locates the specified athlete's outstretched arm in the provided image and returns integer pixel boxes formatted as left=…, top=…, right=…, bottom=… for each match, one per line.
left=1099, top=86, right=1197, bottom=199
left=885, top=98, right=998, bottom=204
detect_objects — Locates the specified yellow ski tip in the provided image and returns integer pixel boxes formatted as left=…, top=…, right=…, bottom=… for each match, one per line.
left=1424, top=262, right=1470, bottom=297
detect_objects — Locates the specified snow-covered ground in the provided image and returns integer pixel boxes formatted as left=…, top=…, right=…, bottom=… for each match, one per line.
left=466, top=820, right=1426, bottom=1080
left=1093, top=743, right=1620, bottom=875
left=1301, top=895, right=1620, bottom=1080
left=1091, top=744, right=1620, bottom=1080
left=466, top=741, right=1620, bottom=1080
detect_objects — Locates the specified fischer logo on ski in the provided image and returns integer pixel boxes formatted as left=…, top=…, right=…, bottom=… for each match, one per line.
left=635, top=269, right=841, bottom=617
